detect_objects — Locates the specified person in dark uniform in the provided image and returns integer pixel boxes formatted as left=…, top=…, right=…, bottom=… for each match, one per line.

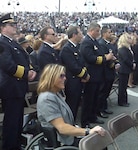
left=80, top=22, right=114, bottom=128
left=60, top=26, right=90, bottom=120
left=0, top=13, right=36, bottom=150
left=118, top=33, right=136, bottom=107
left=98, top=26, right=117, bottom=118
left=37, top=26, right=60, bottom=73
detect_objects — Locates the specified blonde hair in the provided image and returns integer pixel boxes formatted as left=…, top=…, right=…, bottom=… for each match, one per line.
left=117, top=33, right=131, bottom=49
left=130, top=35, right=137, bottom=46
left=25, top=34, right=34, bottom=46
left=25, top=34, right=34, bottom=41
left=37, top=64, right=65, bottom=94
left=32, top=39, right=42, bottom=51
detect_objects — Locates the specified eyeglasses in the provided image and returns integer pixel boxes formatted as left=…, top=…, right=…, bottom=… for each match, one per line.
left=7, top=23, right=17, bottom=27
left=47, top=33, right=56, bottom=36
left=60, top=74, right=66, bottom=79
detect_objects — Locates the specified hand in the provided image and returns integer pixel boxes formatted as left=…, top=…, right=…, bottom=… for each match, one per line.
left=112, top=56, right=117, bottom=61
left=105, top=52, right=114, bottom=61
left=81, top=74, right=90, bottom=83
left=28, top=70, right=37, bottom=81
left=133, top=63, right=136, bottom=70
left=115, top=63, right=120, bottom=71
left=90, top=125, right=106, bottom=136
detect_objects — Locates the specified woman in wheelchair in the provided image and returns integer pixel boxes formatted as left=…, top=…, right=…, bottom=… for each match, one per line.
left=37, top=64, right=106, bottom=147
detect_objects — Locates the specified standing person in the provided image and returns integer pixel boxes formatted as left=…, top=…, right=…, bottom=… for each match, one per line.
left=118, top=33, right=136, bottom=107
left=127, top=34, right=137, bottom=88
left=30, top=39, right=42, bottom=80
left=0, top=13, right=36, bottom=150
left=18, top=36, right=30, bottom=52
left=25, top=34, right=34, bottom=54
left=37, top=64, right=106, bottom=147
left=37, top=26, right=60, bottom=72
left=80, top=22, right=114, bottom=128
left=97, top=26, right=115, bottom=118
left=133, top=32, right=138, bottom=85
left=60, top=26, right=90, bottom=120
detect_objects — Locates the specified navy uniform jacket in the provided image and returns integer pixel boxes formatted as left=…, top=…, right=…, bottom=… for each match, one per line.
left=0, top=35, right=30, bottom=99
left=60, top=41, right=88, bottom=80
left=30, top=50, right=39, bottom=73
left=118, top=46, right=134, bottom=74
left=37, top=42, right=60, bottom=71
left=80, top=35, right=106, bottom=83
left=98, top=38, right=116, bottom=81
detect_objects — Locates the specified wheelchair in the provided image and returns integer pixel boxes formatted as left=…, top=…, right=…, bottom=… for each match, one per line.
left=25, top=126, right=79, bottom=150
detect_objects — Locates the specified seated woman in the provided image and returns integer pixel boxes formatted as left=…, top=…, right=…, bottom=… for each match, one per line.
left=37, top=64, right=106, bottom=147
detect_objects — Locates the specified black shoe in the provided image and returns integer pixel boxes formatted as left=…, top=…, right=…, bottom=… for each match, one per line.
left=118, top=103, right=130, bottom=107
left=91, top=118, right=104, bottom=124
left=103, top=109, right=113, bottom=114
left=98, top=112, right=109, bottom=118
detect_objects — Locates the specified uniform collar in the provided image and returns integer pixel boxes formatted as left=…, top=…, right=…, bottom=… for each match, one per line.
left=2, top=34, right=13, bottom=41
left=87, top=33, right=95, bottom=41
left=43, top=41, right=53, bottom=48
left=68, top=40, right=77, bottom=47
left=103, top=38, right=110, bottom=44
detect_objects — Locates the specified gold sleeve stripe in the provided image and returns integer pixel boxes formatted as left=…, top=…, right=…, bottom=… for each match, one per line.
left=30, top=64, right=33, bottom=69
left=96, top=56, right=103, bottom=64
left=83, top=67, right=87, bottom=71
left=78, top=69, right=85, bottom=77
left=2, top=19, right=15, bottom=23
left=14, top=65, right=24, bottom=78
left=110, top=63, right=115, bottom=68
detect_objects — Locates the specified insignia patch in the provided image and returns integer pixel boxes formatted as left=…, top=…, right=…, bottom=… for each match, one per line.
left=94, top=45, right=98, bottom=50
left=14, top=47, right=20, bottom=54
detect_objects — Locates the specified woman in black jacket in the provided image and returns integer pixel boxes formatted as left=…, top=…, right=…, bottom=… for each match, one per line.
left=117, top=33, right=136, bottom=107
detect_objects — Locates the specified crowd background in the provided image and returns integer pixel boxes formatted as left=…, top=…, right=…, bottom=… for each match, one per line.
left=0, top=11, right=138, bottom=36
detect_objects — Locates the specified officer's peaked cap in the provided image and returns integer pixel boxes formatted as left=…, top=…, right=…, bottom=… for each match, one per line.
left=0, top=13, right=17, bottom=26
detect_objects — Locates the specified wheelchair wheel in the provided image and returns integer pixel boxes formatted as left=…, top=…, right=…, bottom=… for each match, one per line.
left=25, top=132, right=79, bottom=150
left=25, top=132, right=48, bottom=150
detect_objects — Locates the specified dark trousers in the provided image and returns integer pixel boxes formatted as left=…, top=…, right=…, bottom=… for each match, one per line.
left=81, top=82, right=101, bottom=126
left=98, top=80, right=114, bottom=112
left=118, top=73, right=129, bottom=105
left=2, top=97, right=24, bottom=150
left=65, top=78, right=83, bottom=120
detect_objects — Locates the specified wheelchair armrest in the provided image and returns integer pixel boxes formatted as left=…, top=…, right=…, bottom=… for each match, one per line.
left=41, top=126, right=60, bottom=148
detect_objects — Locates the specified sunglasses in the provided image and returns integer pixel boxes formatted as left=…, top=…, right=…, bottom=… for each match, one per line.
left=7, top=23, right=17, bottom=27
left=60, top=74, right=66, bottom=79
left=47, top=33, right=56, bottom=36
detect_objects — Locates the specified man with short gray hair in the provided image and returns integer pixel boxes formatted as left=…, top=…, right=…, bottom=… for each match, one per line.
left=80, top=22, right=114, bottom=128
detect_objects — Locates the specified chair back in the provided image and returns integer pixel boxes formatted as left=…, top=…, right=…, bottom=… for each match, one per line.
left=25, top=81, right=38, bottom=108
left=107, top=113, right=135, bottom=139
left=131, top=109, right=138, bottom=125
left=79, top=130, right=117, bottom=150
left=28, top=81, right=38, bottom=92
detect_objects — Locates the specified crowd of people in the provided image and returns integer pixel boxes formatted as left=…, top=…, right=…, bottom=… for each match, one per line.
left=0, top=11, right=138, bottom=150
left=0, top=11, right=138, bottom=35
